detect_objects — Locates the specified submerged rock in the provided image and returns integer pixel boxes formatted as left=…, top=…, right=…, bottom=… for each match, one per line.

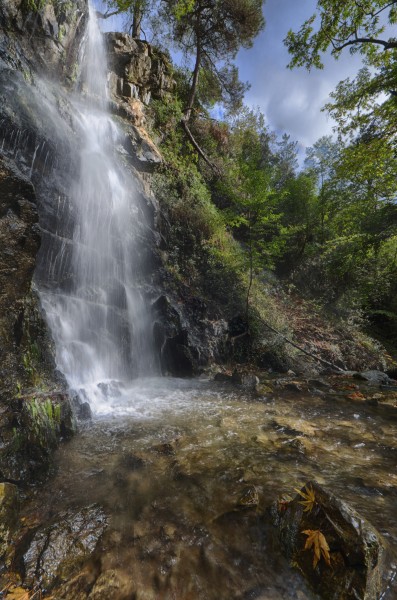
left=23, top=505, right=108, bottom=590
left=272, top=481, right=388, bottom=600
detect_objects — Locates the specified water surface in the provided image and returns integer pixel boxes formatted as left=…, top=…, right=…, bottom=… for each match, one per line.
left=23, top=377, right=397, bottom=599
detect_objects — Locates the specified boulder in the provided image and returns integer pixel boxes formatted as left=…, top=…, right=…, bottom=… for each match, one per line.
left=23, top=505, right=108, bottom=590
left=354, top=370, right=395, bottom=386
left=272, top=481, right=388, bottom=600
left=241, top=373, right=260, bottom=390
left=214, top=372, right=234, bottom=383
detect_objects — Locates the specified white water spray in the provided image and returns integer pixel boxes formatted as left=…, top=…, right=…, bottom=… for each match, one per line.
left=39, top=4, right=157, bottom=409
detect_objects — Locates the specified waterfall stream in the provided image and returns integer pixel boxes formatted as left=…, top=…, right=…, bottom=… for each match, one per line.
left=39, top=4, right=156, bottom=410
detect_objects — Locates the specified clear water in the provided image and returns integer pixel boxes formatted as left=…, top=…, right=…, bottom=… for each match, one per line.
left=22, top=379, right=397, bottom=599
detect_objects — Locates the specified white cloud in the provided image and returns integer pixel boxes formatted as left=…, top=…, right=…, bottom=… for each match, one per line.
left=236, top=0, right=363, bottom=150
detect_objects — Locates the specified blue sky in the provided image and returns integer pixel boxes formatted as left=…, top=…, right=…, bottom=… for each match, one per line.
left=236, top=0, right=363, bottom=151
left=96, top=0, right=362, bottom=153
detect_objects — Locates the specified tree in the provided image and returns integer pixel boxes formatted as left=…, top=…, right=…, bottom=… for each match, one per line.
left=159, top=0, right=265, bottom=122
left=272, top=133, right=299, bottom=189
left=285, top=0, right=397, bottom=143
left=274, top=171, right=318, bottom=274
left=100, top=0, right=151, bottom=38
left=285, top=0, right=397, bottom=71
left=304, top=135, right=341, bottom=245
left=218, top=117, right=282, bottom=317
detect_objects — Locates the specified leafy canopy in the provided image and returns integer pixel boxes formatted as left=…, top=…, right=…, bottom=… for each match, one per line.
left=285, top=0, right=397, bottom=70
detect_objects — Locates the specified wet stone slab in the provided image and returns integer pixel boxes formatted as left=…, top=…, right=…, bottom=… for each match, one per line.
left=23, top=505, right=108, bottom=590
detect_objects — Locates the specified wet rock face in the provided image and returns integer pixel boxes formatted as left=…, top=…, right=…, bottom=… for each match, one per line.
left=272, top=481, right=388, bottom=600
left=0, top=158, right=40, bottom=390
left=0, top=482, right=19, bottom=562
left=152, top=294, right=229, bottom=376
left=0, top=0, right=87, bottom=80
left=23, top=505, right=107, bottom=590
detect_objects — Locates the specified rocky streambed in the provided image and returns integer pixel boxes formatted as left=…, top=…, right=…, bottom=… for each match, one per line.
left=1, top=374, right=397, bottom=599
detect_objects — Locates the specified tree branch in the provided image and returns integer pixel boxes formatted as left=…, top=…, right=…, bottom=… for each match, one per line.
left=180, top=119, right=219, bottom=173
left=96, top=9, right=122, bottom=19
left=333, top=36, right=397, bottom=52
left=257, top=316, right=346, bottom=372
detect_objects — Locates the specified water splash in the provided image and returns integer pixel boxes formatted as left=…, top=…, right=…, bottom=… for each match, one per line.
left=39, top=3, right=157, bottom=409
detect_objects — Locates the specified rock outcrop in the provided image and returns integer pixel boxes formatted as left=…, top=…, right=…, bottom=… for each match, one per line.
left=0, top=0, right=87, bottom=80
left=106, top=32, right=175, bottom=106
left=272, top=481, right=389, bottom=600
left=0, top=391, right=76, bottom=483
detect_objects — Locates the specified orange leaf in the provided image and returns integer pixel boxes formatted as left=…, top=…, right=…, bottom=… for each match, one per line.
left=302, top=529, right=331, bottom=568
left=294, top=484, right=316, bottom=513
left=347, top=392, right=365, bottom=400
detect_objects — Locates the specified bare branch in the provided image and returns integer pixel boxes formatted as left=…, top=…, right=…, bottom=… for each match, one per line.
left=181, top=119, right=219, bottom=173
left=332, top=36, right=397, bottom=52
left=96, top=9, right=122, bottom=20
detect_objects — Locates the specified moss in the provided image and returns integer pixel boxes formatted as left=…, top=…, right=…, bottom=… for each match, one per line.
left=58, top=24, right=66, bottom=43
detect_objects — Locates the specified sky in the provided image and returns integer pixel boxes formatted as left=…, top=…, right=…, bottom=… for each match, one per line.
left=97, top=0, right=364, bottom=156
left=236, top=0, right=362, bottom=153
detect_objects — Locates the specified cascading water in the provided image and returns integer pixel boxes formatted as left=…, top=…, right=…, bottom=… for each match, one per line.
left=39, top=3, right=157, bottom=410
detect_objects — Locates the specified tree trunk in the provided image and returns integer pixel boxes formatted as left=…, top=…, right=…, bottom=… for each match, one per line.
left=132, top=2, right=143, bottom=38
left=180, top=120, right=218, bottom=171
left=184, top=40, right=201, bottom=122
left=246, top=218, right=253, bottom=321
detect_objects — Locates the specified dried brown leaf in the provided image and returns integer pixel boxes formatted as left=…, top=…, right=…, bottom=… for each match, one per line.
left=302, top=529, right=331, bottom=568
left=294, top=484, right=316, bottom=512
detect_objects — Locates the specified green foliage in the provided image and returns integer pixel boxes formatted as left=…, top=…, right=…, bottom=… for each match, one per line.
left=22, top=345, right=41, bottom=387
left=150, top=30, right=397, bottom=359
left=23, top=0, right=47, bottom=11
left=149, top=94, right=184, bottom=136
left=284, top=0, right=397, bottom=326
left=285, top=0, right=397, bottom=164
left=285, top=0, right=397, bottom=70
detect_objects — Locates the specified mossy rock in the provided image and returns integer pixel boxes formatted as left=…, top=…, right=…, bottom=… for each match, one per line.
left=0, top=392, right=76, bottom=482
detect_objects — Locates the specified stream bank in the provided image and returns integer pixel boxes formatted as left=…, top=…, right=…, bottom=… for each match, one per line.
left=1, top=374, right=397, bottom=599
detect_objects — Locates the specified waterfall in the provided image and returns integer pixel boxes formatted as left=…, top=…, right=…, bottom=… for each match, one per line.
left=39, top=3, right=157, bottom=410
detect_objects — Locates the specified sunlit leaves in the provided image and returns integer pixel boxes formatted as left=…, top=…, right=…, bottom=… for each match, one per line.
left=172, top=0, right=195, bottom=20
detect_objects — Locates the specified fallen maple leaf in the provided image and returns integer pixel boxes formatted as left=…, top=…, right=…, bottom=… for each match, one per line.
left=294, top=484, right=316, bottom=513
left=302, top=529, right=331, bottom=568
left=347, top=392, right=365, bottom=401
left=277, top=494, right=293, bottom=512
